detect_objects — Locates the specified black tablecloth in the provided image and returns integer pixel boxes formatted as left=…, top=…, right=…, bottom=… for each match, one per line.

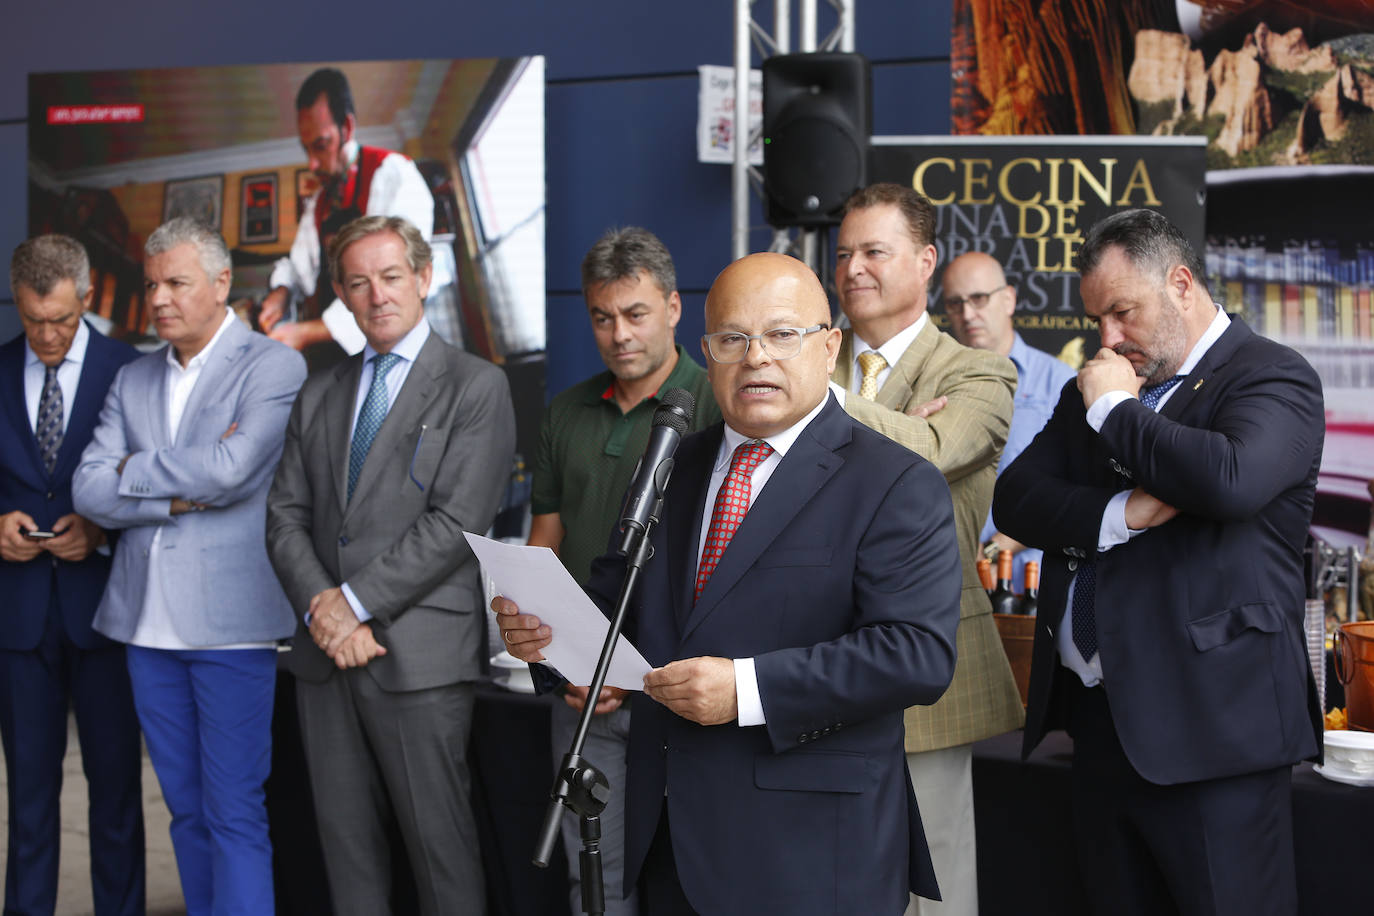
left=972, top=729, right=1374, bottom=916
left=271, top=679, right=1371, bottom=916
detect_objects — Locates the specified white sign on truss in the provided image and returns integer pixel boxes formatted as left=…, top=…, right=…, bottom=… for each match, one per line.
left=697, top=64, right=763, bottom=166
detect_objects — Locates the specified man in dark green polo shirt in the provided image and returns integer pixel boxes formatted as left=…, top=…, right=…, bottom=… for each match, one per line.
left=529, top=227, right=718, bottom=915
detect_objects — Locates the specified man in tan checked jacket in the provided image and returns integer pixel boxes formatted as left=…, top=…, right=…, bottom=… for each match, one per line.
left=829, top=183, right=1023, bottom=916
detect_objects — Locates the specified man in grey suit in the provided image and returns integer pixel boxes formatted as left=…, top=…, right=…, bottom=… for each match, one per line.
left=266, top=215, right=515, bottom=915
left=73, top=217, right=307, bottom=914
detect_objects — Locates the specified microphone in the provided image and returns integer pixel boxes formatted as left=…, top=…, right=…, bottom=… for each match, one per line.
left=618, top=387, right=695, bottom=555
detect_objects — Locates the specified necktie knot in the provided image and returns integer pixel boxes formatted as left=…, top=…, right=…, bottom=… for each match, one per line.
left=730, top=439, right=773, bottom=474
left=1139, top=374, right=1185, bottom=410
left=857, top=350, right=887, bottom=401
left=373, top=352, right=401, bottom=378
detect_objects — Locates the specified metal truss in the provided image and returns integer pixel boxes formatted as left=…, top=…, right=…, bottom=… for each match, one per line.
left=732, top=0, right=855, bottom=269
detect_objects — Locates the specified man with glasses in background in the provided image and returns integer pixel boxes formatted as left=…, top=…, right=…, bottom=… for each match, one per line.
left=941, top=251, right=1074, bottom=589
left=829, top=183, right=1021, bottom=916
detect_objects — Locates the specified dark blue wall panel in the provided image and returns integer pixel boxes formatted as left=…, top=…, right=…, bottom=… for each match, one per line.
left=0, top=120, right=25, bottom=338
left=859, top=0, right=953, bottom=62
left=546, top=76, right=745, bottom=296
left=873, top=60, right=952, bottom=136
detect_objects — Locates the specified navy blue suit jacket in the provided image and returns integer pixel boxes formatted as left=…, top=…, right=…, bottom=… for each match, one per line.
left=995, top=317, right=1325, bottom=784
left=0, top=324, right=138, bottom=651
left=585, top=395, right=962, bottom=915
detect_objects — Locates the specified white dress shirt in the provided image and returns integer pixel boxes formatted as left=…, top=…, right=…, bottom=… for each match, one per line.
left=24, top=318, right=89, bottom=435
left=1058, top=306, right=1231, bottom=685
left=268, top=140, right=447, bottom=356
left=131, top=309, right=271, bottom=650
left=833, top=311, right=929, bottom=407
left=694, top=394, right=831, bottom=727
left=340, top=318, right=432, bottom=622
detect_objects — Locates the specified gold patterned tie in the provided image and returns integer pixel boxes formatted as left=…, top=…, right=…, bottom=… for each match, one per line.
left=857, top=350, right=887, bottom=401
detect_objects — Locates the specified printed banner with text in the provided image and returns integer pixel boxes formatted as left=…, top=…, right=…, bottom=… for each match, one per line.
left=870, top=136, right=1207, bottom=366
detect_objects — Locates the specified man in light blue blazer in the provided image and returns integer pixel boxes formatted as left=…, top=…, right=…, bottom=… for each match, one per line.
left=74, top=218, right=307, bottom=916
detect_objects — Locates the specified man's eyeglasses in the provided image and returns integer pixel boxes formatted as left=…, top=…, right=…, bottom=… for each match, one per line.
left=702, top=324, right=830, bottom=364
left=940, top=285, right=1008, bottom=313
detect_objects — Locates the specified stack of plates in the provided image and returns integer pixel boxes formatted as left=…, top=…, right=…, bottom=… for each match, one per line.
left=1314, top=730, right=1374, bottom=786
left=489, top=650, right=536, bottom=694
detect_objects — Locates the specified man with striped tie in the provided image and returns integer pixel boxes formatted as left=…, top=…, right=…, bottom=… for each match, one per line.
left=0, top=235, right=143, bottom=914
left=995, top=208, right=1325, bottom=914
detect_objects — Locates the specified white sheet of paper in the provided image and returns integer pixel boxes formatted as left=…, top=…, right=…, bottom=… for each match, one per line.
left=464, top=532, right=653, bottom=690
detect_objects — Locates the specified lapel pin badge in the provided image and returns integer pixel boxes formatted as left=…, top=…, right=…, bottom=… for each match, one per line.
left=1192, top=378, right=1205, bottom=391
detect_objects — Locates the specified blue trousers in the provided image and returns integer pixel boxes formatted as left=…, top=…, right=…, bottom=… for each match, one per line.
left=0, top=594, right=144, bottom=916
left=126, top=646, right=276, bottom=916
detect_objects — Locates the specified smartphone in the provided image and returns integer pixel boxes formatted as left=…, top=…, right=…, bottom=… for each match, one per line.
left=23, top=529, right=57, bottom=539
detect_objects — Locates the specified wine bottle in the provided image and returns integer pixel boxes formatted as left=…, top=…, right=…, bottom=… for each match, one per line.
left=977, top=556, right=994, bottom=596
left=990, top=550, right=1018, bottom=615
left=1019, top=560, right=1039, bottom=617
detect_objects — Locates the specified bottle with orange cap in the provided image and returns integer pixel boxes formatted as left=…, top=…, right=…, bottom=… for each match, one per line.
left=1018, top=560, right=1039, bottom=617
left=990, top=550, right=1018, bottom=616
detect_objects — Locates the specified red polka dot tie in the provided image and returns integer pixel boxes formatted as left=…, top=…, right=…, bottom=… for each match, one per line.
left=695, top=439, right=773, bottom=602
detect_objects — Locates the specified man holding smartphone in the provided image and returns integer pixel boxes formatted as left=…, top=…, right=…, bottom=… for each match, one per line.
left=0, top=235, right=144, bottom=915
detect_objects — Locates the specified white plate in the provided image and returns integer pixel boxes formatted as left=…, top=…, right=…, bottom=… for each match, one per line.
left=490, top=650, right=529, bottom=670
left=1312, top=764, right=1374, bottom=787
left=490, top=661, right=537, bottom=694
left=1323, top=729, right=1374, bottom=751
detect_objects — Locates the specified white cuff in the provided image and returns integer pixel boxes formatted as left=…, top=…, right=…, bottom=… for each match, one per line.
left=1086, top=390, right=1133, bottom=432
left=340, top=582, right=373, bottom=622
left=734, top=657, right=765, bottom=726
left=1098, top=489, right=1134, bottom=551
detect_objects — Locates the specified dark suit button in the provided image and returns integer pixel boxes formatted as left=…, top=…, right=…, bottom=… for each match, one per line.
left=811, top=730, right=821, bottom=740
left=47, top=491, right=54, bottom=500
left=339, top=535, right=349, bottom=546
left=1068, top=559, right=1079, bottom=571
left=798, top=734, right=809, bottom=744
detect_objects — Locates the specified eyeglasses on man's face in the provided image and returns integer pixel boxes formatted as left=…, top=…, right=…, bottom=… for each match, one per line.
left=701, top=324, right=830, bottom=364
left=939, top=285, right=1008, bottom=313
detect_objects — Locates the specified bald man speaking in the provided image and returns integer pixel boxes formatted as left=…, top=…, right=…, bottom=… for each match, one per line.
left=496, top=253, right=962, bottom=915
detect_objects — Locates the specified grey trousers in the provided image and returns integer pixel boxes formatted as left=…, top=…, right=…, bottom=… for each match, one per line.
left=550, top=699, right=640, bottom=916
left=296, top=672, right=484, bottom=916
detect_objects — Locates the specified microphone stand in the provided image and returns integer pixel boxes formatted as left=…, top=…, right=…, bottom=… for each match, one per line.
left=532, top=486, right=666, bottom=916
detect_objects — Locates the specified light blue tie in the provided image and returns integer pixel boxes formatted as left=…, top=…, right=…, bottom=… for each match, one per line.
left=348, top=353, right=401, bottom=501
left=1070, top=373, right=1188, bottom=661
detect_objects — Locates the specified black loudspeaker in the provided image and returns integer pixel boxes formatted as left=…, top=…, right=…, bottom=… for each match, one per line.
left=762, top=52, right=871, bottom=228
